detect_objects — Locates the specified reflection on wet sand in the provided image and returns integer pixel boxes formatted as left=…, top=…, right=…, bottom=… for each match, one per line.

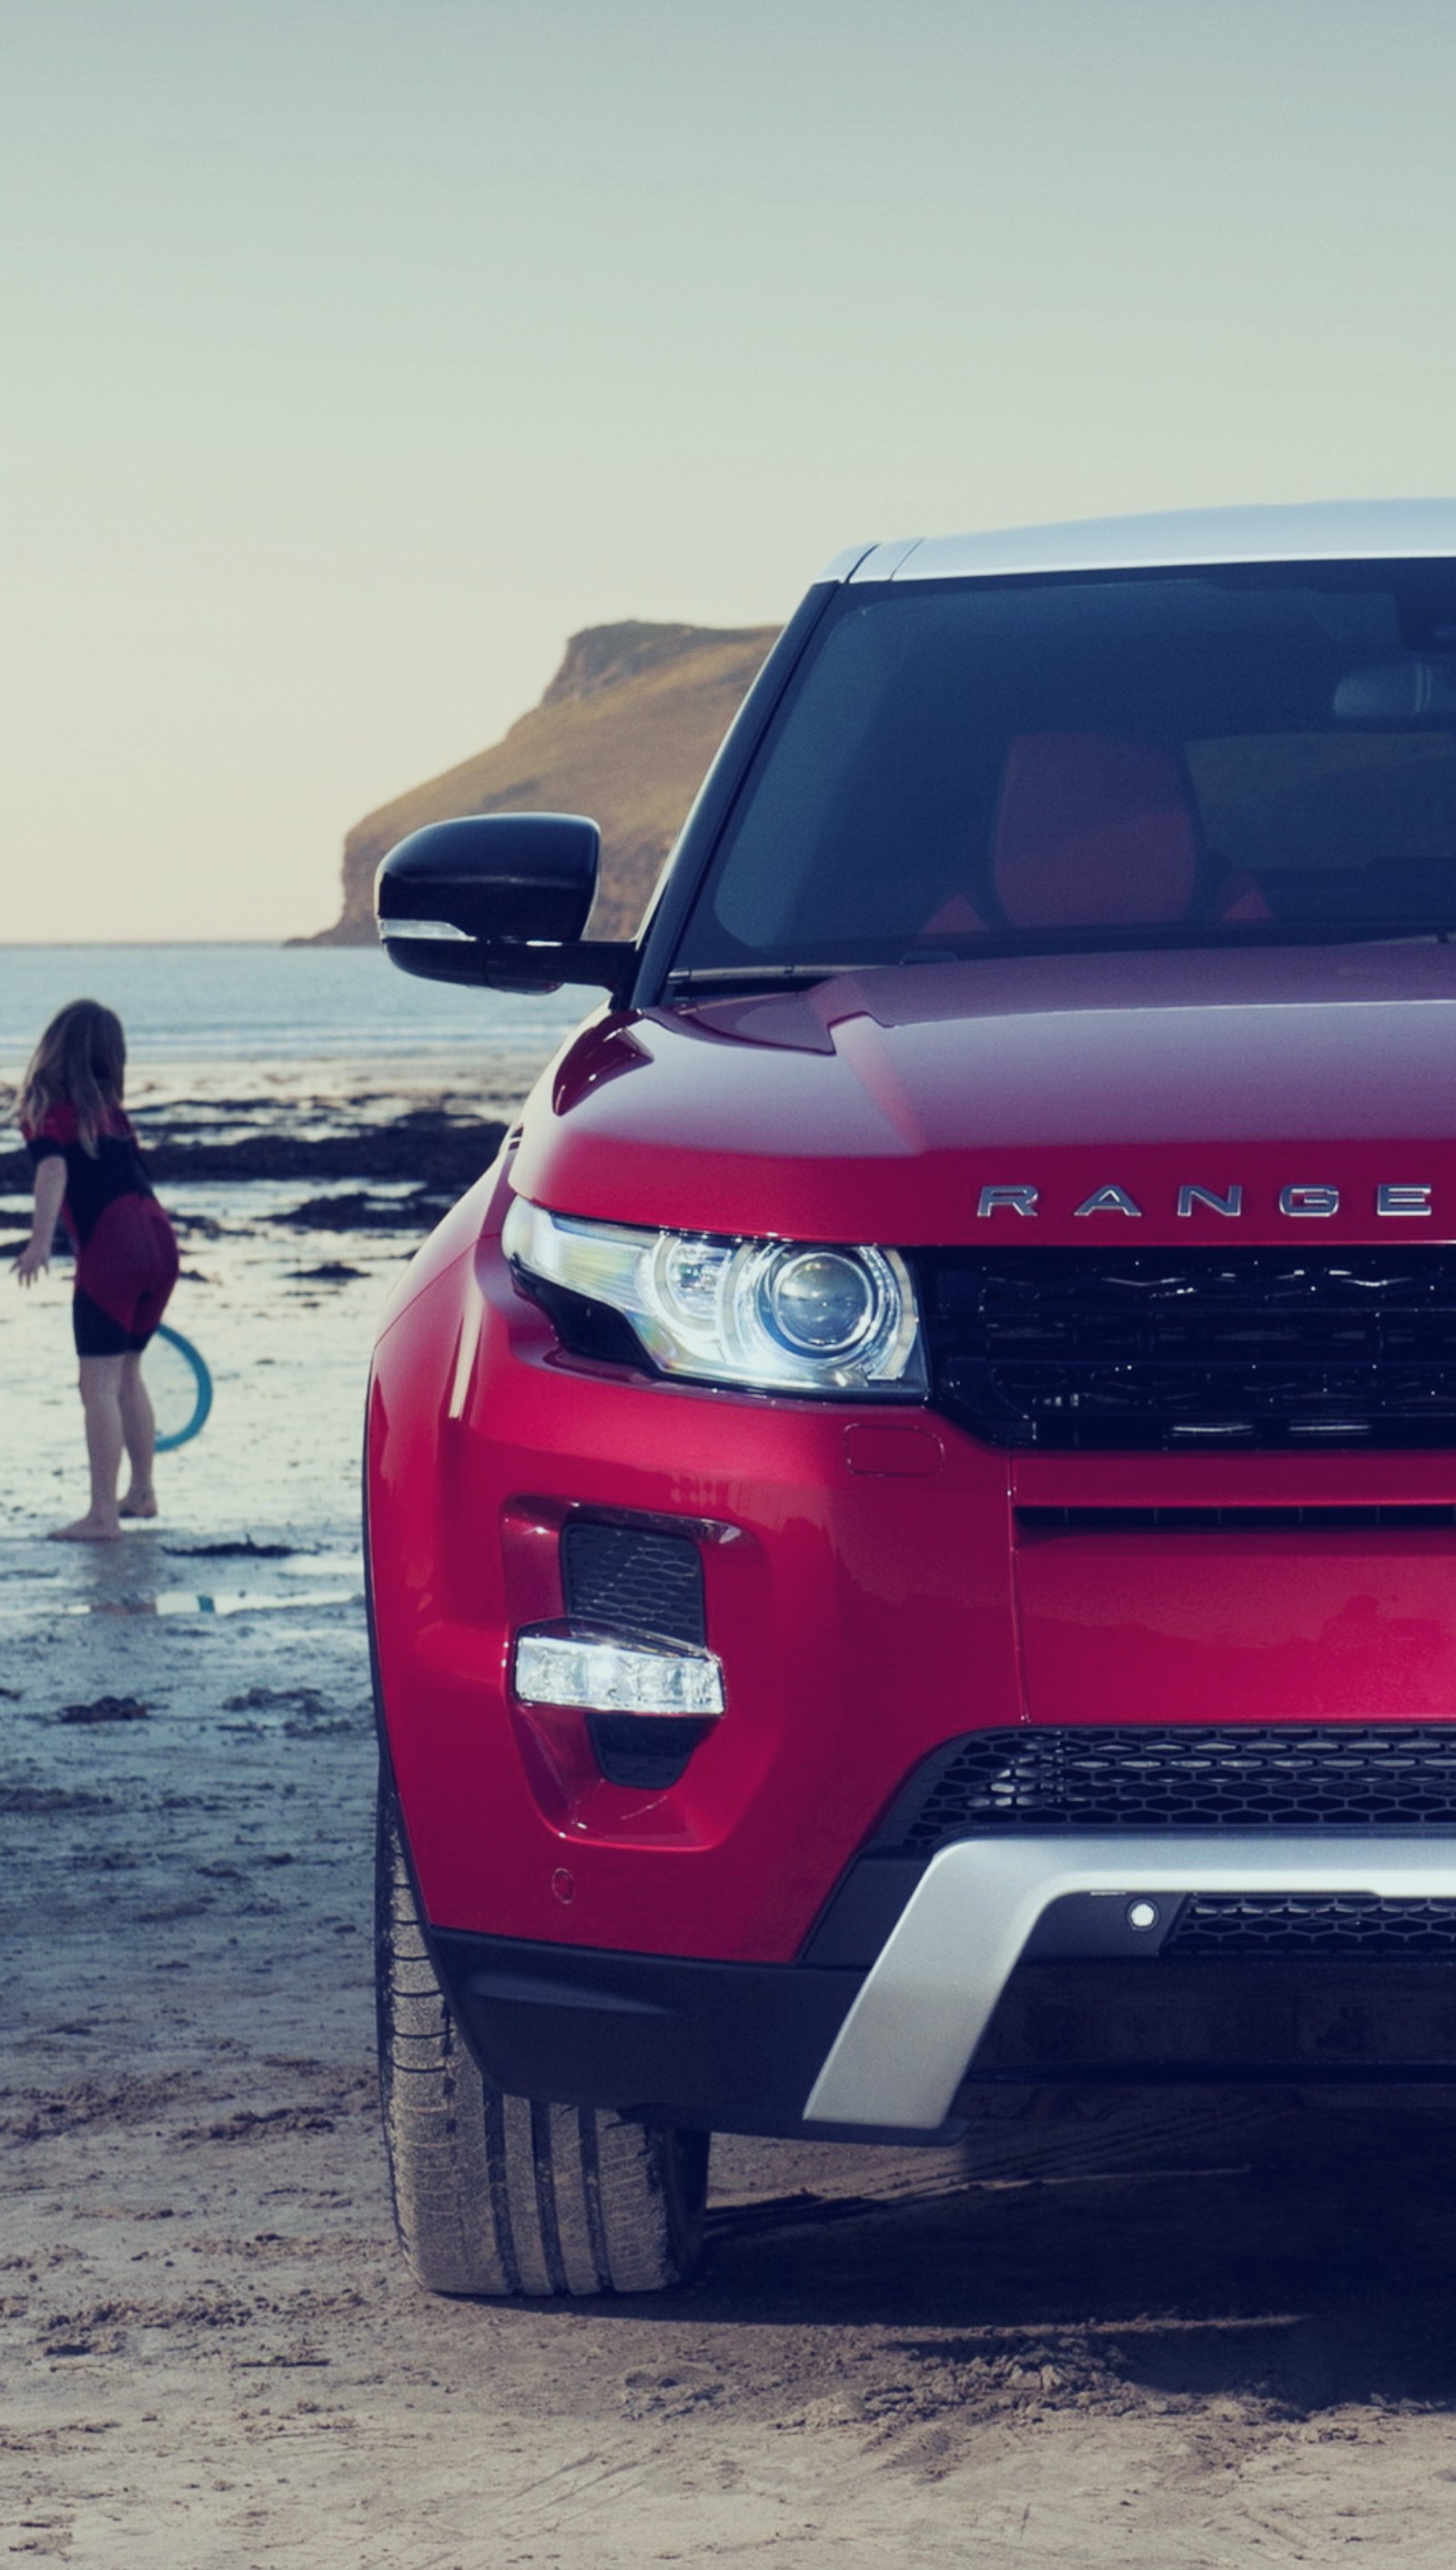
left=74, top=1588, right=359, bottom=1618
left=4, top=1532, right=359, bottom=1622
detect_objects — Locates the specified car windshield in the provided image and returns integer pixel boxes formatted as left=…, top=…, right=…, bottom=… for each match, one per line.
left=670, top=561, right=1456, bottom=976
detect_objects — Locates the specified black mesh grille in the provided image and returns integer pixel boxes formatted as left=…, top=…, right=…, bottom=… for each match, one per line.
left=878, top=1726, right=1456, bottom=1852
left=560, top=1519, right=705, bottom=1644
left=915, top=1248, right=1456, bottom=1450
left=1166, top=1894, right=1456, bottom=1959
left=559, top=1519, right=708, bottom=1789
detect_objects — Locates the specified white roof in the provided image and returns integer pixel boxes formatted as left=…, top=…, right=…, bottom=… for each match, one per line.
left=824, top=500, right=1456, bottom=586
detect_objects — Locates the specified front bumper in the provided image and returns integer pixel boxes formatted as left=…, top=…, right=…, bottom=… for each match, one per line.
left=430, top=1832, right=1456, bottom=2138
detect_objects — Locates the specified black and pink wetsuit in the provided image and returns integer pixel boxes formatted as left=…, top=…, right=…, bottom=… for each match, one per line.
left=24, top=1102, right=179, bottom=1359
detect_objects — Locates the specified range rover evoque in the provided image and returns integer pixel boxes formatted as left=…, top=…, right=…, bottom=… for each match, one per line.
left=369, top=500, right=1456, bottom=2296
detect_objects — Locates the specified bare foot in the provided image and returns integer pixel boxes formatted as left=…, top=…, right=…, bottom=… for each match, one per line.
left=48, top=1513, right=125, bottom=1543
left=118, top=1492, right=157, bottom=1519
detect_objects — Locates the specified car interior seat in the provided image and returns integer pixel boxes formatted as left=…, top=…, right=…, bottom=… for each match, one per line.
left=917, top=732, right=1271, bottom=940
left=994, top=732, right=1272, bottom=928
left=993, top=732, right=1201, bottom=926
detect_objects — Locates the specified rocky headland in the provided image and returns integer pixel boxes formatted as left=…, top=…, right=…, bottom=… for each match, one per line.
left=310, top=619, right=779, bottom=947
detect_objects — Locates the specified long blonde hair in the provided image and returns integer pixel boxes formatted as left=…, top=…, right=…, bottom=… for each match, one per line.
left=17, top=1000, right=127, bottom=1157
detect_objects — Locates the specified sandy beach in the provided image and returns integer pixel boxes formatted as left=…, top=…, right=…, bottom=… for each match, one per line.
left=6, top=1069, right=1456, bottom=2564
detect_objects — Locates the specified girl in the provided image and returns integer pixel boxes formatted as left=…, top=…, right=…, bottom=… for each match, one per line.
left=13, top=1000, right=180, bottom=1541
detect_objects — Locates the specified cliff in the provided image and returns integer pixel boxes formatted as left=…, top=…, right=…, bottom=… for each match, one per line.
left=312, top=620, right=780, bottom=945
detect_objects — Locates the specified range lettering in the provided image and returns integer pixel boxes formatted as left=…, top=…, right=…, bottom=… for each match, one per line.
left=976, top=1182, right=1434, bottom=1220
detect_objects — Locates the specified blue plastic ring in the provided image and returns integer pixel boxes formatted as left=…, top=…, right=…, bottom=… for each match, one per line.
left=152, top=1322, right=213, bottom=1451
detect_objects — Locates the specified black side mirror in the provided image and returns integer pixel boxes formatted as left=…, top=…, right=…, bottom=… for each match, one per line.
left=375, top=814, right=635, bottom=995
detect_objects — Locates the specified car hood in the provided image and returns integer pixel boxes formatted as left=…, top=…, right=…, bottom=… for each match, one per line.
left=510, top=943, right=1456, bottom=1245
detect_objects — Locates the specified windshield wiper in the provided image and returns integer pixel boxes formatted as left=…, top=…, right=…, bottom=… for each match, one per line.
left=668, top=927, right=1456, bottom=992
left=664, top=963, right=866, bottom=995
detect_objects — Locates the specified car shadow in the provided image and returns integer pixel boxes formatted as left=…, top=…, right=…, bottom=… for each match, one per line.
left=675, top=2083, right=1456, bottom=2413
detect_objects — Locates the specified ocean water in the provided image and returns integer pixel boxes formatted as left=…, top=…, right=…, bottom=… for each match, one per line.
left=0, top=944, right=591, bottom=1082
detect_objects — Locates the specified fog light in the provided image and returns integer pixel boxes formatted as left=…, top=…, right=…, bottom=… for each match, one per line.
left=512, top=1623, right=725, bottom=1717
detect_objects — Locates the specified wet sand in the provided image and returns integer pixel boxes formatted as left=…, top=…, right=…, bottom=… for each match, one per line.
left=6, top=1075, right=1456, bottom=2563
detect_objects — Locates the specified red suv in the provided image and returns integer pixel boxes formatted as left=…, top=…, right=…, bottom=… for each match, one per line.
left=369, top=501, right=1456, bottom=2296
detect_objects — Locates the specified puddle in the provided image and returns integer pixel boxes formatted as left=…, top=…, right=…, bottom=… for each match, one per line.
left=24, top=1573, right=361, bottom=1614
left=0, top=1541, right=359, bottom=1618
left=59, top=1588, right=362, bottom=1619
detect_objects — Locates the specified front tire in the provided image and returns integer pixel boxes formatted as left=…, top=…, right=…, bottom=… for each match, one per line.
left=375, top=1782, right=709, bottom=2295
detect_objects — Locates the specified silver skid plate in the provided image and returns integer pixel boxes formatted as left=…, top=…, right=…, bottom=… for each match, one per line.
left=804, top=1835, right=1456, bottom=2129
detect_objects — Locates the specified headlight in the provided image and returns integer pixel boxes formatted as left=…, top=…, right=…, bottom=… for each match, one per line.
left=502, top=1199, right=925, bottom=1397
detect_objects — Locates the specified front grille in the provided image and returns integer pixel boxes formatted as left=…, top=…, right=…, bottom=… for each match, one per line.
left=559, top=1518, right=708, bottom=1789
left=878, top=1726, right=1456, bottom=1853
left=915, top=1249, right=1456, bottom=1450
left=1166, top=1894, right=1456, bottom=1959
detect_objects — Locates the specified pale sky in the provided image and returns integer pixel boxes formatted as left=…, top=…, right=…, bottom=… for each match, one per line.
left=5, top=0, right=1456, bottom=942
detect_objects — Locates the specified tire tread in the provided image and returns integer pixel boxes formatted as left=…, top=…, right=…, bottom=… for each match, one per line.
left=375, top=1781, right=707, bottom=2297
